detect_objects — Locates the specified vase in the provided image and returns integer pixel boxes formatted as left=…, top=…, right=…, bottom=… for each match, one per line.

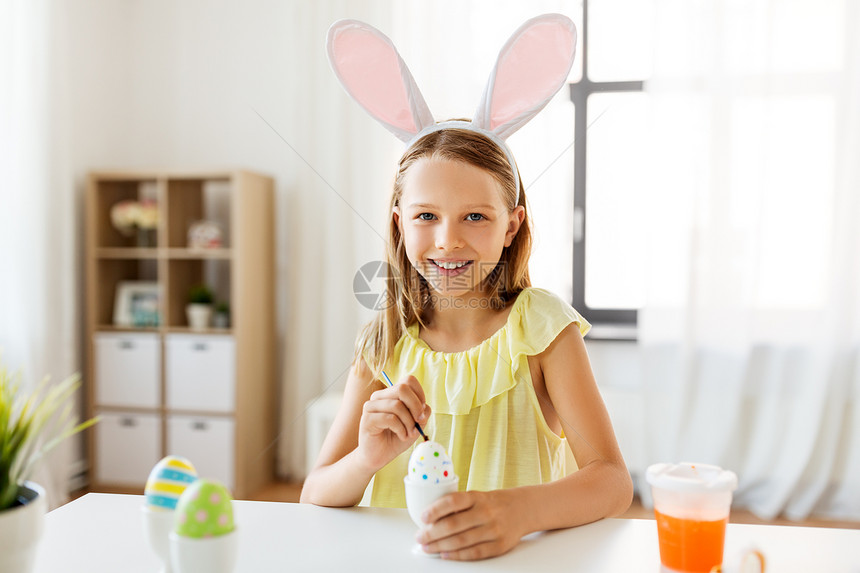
left=137, top=227, right=157, bottom=248
left=0, top=481, right=47, bottom=573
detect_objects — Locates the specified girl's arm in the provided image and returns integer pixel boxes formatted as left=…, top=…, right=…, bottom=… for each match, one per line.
left=300, top=359, right=430, bottom=507
left=417, top=323, right=633, bottom=560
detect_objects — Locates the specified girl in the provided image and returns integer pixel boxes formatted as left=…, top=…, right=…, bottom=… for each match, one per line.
left=301, top=16, right=633, bottom=561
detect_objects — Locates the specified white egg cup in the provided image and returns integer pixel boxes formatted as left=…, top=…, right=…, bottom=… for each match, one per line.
left=169, top=529, right=238, bottom=573
left=403, top=476, right=459, bottom=557
left=141, top=506, right=175, bottom=573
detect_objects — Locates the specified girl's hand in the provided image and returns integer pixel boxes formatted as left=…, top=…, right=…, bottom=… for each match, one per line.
left=356, top=375, right=430, bottom=471
left=415, top=489, right=527, bottom=561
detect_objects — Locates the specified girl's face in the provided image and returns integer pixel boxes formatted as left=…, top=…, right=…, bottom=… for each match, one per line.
left=393, top=157, right=524, bottom=299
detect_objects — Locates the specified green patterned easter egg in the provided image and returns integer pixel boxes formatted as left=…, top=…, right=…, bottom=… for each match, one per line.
left=174, top=479, right=235, bottom=538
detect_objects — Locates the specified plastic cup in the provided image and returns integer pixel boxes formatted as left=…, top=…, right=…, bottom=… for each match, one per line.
left=646, top=462, right=738, bottom=573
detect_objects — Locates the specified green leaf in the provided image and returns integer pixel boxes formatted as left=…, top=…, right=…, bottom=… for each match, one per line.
left=0, top=362, right=99, bottom=511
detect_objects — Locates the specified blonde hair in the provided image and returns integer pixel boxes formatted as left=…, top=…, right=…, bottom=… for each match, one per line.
left=355, top=127, right=532, bottom=378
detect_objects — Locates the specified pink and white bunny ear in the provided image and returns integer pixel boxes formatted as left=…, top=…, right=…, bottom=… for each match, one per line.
left=326, top=19, right=435, bottom=142
left=473, top=14, right=577, bottom=140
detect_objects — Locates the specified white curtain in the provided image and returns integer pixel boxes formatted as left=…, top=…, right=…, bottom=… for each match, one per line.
left=0, top=0, right=77, bottom=509
left=638, top=0, right=860, bottom=520
left=278, top=0, right=399, bottom=478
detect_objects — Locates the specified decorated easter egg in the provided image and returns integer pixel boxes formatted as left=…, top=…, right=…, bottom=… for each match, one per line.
left=174, top=479, right=235, bottom=538
left=407, top=441, right=456, bottom=484
left=144, top=455, right=198, bottom=511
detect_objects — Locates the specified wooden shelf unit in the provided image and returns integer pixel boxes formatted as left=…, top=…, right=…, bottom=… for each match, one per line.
left=84, top=169, right=276, bottom=498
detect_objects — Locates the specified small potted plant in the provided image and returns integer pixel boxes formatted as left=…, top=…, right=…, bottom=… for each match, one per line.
left=186, top=284, right=214, bottom=330
left=0, top=361, right=99, bottom=572
left=213, top=301, right=230, bottom=329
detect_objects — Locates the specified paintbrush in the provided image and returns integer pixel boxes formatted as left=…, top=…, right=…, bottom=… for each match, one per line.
left=381, top=370, right=429, bottom=442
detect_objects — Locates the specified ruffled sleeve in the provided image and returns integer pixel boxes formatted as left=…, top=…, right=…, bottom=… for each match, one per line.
left=507, top=287, right=590, bottom=355
left=385, top=288, right=590, bottom=416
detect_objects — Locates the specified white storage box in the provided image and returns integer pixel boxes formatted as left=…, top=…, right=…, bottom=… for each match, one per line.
left=167, top=415, right=235, bottom=489
left=165, top=334, right=235, bottom=412
left=94, top=333, right=160, bottom=408
left=95, top=411, right=161, bottom=485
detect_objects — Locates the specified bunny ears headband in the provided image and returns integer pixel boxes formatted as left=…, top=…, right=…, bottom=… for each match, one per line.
left=326, top=14, right=577, bottom=199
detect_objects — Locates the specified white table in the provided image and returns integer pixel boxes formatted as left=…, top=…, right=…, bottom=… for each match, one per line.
left=35, top=494, right=860, bottom=572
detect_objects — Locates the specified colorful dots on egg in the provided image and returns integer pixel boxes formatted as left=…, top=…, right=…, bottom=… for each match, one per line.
left=144, top=455, right=198, bottom=511
left=407, top=441, right=456, bottom=485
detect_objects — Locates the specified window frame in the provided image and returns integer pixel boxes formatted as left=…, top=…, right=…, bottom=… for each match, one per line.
left=569, top=0, right=643, bottom=337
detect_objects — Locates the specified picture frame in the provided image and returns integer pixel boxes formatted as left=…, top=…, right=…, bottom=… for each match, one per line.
left=113, top=281, right=161, bottom=327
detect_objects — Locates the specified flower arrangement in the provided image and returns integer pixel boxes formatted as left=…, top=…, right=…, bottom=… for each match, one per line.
left=110, top=199, right=159, bottom=236
left=0, top=361, right=99, bottom=510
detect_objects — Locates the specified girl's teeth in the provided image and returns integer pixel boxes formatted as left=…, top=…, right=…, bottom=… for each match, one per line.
left=434, top=260, right=469, bottom=270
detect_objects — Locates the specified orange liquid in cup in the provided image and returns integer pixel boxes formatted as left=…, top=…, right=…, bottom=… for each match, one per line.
left=654, top=509, right=728, bottom=572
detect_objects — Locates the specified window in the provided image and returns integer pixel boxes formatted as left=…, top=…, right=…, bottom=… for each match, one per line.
left=566, top=0, right=845, bottom=338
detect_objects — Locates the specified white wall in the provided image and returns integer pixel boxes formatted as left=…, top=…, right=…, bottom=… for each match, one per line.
left=587, top=341, right=646, bottom=477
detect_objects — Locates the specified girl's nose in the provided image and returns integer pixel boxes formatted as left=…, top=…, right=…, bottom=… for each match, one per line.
left=435, top=220, right=464, bottom=251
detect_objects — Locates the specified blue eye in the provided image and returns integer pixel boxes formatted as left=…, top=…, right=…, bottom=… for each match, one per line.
left=417, top=213, right=436, bottom=221
left=466, top=213, right=485, bottom=221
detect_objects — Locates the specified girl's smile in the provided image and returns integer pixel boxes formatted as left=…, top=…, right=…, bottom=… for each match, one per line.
left=430, top=259, right=473, bottom=276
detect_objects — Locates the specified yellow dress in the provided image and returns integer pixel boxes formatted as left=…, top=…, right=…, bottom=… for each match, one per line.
left=368, top=287, right=591, bottom=508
